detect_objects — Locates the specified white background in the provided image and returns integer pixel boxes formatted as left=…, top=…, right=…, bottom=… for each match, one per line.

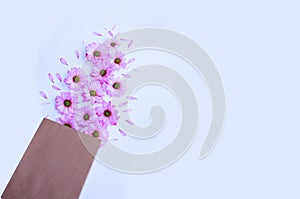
left=1, top=0, right=300, bottom=198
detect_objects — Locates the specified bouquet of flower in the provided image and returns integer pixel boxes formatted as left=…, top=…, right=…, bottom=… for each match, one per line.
left=40, top=29, right=135, bottom=147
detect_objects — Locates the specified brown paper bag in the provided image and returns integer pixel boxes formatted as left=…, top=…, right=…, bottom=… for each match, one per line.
left=2, top=118, right=100, bottom=199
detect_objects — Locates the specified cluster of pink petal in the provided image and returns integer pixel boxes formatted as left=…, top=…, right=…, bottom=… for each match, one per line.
left=50, top=34, right=133, bottom=147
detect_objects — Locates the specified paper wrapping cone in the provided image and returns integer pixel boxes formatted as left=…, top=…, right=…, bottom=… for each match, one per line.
left=2, top=118, right=100, bottom=199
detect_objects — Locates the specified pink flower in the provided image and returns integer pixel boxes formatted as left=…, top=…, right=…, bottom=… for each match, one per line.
left=75, top=106, right=97, bottom=128
left=64, top=67, right=87, bottom=90
left=104, top=38, right=121, bottom=49
left=106, top=78, right=126, bottom=97
left=90, top=63, right=114, bottom=85
left=55, top=92, right=78, bottom=115
left=56, top=115, right=77, bottom=129
left=84, top=123, right=109, bottom=147
left=86, top=42, right=111, bottom=65
left=112, top=51, right=127, bottom=69
left=81, top=81, right=104, bottom=103
left=95, top=101, right=119, bottom=128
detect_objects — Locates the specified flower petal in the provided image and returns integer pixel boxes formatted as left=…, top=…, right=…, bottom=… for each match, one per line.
left=121, top=74, right=131, bottom=78
left=93, top=32, right=102, bottom=37
left=119, top=129, right=127, bottom=137
left=75, top=50, right=80, bottom=59
left=125, top=120, right=135, bottom=126
left=127, top=96, right=137, bottom=100
left=39, top=91, right=48, bottom=99
left=128, top=40, right=133, bottom=47
left=56, top=73, right=62, bottom=82
left=41, top=102, right=51, bottom=105
left=60, top=57, right=69, bottom=66
left=52, top=85, right=61, bottom=91
left=108, top=30, right=114, bottom=37
left=127, top=58, right=135, bottom=64
left=48, top=73, right=54, bottom=83
left=120, top=38, right=129, bottom=42
left=118, top=101, right=128, bottom=108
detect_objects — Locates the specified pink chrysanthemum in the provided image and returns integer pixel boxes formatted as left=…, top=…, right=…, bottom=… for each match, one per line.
left=84, top=123, right=109, bottom=147
left=55, top=92, right=78, bottom=115
left=106, top=78, right=126, bottom=97
left=104, top=38, right=121, bottom=49
left=112, top=51, right=127, bottom=69
left=95, top=101, right=119, bottom=128
left=90, top=63, right=114, bottom=85
left=56, top=115, right=77, bottom=129
left=64, top=67, right=87, bottom=90
left=81, top=81, right=103, bottom=103
left=86, top=42, right=111, bottom=65
left=75, top=106, right=97, bottom=128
